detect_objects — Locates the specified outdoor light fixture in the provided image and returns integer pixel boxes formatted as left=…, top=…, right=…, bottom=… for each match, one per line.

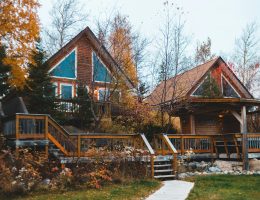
left=218, top=114, right=224, bottom=118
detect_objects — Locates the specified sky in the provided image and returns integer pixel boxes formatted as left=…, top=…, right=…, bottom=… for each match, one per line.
left=38, top=0, right=260, bottom=56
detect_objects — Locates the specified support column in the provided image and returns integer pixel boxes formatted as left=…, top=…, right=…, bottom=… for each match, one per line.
left=241, top=106, right=249, bottom=171
left=190, top=114, right=195, bottom=135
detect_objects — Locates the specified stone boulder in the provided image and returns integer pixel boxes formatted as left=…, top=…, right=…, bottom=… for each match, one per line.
left=249, top=159, right=260, bottom=171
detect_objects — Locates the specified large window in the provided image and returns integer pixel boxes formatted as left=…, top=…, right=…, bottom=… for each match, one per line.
left=98, top=88, right=110, bottom=101
left=192, top=76, right=210, bottom=96
left=61, top=84, right=73, bottom=99
left=222, top=76, right=240, bottom=98
left=50, top=49, right=76, bottom=79
left=93, top=52, right=112, bottom=83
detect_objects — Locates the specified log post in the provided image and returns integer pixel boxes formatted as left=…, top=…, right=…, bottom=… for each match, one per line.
left=151, top=154, right=154, bottom=178
left=241, top=106, right=249, bottom=170
left=181, top=136, right=184, bottom=155
left=190, top=114, right=195, bottom=135
left=45, top=115, right=49, bottom=158
left=77, top=134, right=81, bottom=157
left=173, top=153, right=178, bottom=175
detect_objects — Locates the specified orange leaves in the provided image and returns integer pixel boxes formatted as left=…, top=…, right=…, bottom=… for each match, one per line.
left=0, top=0, right=40, bottom=89
left=109, top=14, right=138, bottom=86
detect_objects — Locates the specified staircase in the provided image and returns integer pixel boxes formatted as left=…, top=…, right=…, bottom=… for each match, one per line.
left=213, top=135, right=242, bottom=159
left=47, top=116, right=78, bottom=157
left=150, top=156, right=176, bottom=180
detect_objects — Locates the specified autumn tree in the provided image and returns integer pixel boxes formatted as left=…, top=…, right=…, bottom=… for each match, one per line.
left=95, top=12, right=155, bottom=132
left=0, top=0, right=40, bottom=89
left=0, top=46, right=11, bottom=97
left=232, top=22, right=260, bottom=93
left=44, top=0, right=88, bottom=56
left=195, top=37, right=215, bottom=65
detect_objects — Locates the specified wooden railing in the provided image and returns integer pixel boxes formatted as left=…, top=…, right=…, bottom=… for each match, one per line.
left=55, top=99, right=111, bottom=117
left=2, top=113, right=156, bottom=176
left=167, top=134, right=214, bottom=155
left=152, top=134, right=179, bottom=176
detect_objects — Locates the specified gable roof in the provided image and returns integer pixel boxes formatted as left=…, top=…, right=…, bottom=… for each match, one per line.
left=46, top=27, right=135, bottom=89
left=147, top=57, right=253, bottom=106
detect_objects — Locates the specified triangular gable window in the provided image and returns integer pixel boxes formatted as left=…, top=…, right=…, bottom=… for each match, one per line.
left=192, top=75, right=222, bottom=97
left=50, top=49, right=76, bottom=79
left=192, top=76, right=209, bottom=96
left=93, top=52, right=112, bottom=83
left=222, top=75, right=240, bottom=98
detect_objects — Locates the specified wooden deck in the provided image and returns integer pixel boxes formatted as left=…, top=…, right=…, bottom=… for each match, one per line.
left=2, top=113, right=260, bottom=175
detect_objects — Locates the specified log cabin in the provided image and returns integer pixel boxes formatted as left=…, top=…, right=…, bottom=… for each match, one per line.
left=46, top=27, right=135, bottom=117
left=147, top=57, right=260, bottom=169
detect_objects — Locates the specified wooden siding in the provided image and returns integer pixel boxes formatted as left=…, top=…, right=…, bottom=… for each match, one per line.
left=195, top=115, right=221, bottom=135
left=180, top=115, right=191, bottom=134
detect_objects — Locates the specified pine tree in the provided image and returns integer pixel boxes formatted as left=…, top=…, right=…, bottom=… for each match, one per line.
left=73, top=84, right=93, bottom=129
left=0, top=46, right=11, bottom=97
left=26, top=41, right=57, bottom=115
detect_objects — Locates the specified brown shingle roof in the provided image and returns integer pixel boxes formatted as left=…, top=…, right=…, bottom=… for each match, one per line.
left=147, top=57, right=219, bottom=106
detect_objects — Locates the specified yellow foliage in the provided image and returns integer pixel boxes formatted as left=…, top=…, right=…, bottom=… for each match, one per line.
left=0, top=0, right=40, bottom=89
left=109, top=15, right=138, bottom=86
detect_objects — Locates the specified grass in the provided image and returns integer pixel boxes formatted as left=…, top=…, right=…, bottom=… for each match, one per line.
left=4, top=180, right=161, bottom=200
left=186, top=175, right=260, bottom=200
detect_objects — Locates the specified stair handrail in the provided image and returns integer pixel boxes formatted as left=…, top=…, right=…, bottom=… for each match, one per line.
left=140, top=133, right=155, bottom=155
left=47, top=115, right=72, bottom=137
left=162, top=133, right=178, bottom=175
left=162, top=133, right=178, bottom=154
left=139, top=133, right=155, bottom=178
left=47, top=115, right=78, bottom=156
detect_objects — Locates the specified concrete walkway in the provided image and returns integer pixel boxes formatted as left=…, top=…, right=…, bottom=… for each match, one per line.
left=146, top=180, right=194, bottom=200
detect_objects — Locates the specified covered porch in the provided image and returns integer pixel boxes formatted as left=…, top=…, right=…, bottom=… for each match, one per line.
left=165, top=98, right=260, bottom=169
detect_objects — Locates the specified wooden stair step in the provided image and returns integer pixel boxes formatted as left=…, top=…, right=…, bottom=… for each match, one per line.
left=154, top=174, right=175, bottom=179
left=147, top=164, right=172, bottom=168
left=154, top=164, right=172, bottom=167
left=154, top=169, right=173, bottom=173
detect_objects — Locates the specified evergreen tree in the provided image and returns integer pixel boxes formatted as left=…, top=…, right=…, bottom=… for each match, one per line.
left=73, top=84, right=93, bottom=129
left=0, top=46, right=11, bottom=97
left=26, top=41, right=57, bottom=115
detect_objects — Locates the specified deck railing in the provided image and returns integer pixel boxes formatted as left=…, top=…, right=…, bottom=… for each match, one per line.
left=2, top=113, right=156, bottom=177
left=55, top=99, right=111, bottom=117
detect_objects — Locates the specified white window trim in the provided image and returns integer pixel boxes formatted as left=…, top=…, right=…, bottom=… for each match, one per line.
left=49, top=47, right=77, bottom=80
left=221, top=73, right=241, bottom=98
left=52, top=82, right=58, bottom=97
left=92, top=51, right=112, bottom=83
left=60, top=83, right=75, bottom=99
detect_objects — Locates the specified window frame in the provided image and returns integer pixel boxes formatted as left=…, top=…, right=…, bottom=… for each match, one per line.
left=92, top=51, right=112, bottom=83
left=60, top=83, right=74, bottom=100
left=49, top=47, right=77, bottom=80
left=221, top=74, right=241, bottom=98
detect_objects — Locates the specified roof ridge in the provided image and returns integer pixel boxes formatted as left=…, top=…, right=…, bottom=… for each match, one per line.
left=152, top=57, right=219, bottom=91
left=175, top=56, right=219, bottom=78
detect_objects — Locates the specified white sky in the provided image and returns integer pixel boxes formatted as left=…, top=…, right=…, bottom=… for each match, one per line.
left=39, top=0, right=260, bottom=56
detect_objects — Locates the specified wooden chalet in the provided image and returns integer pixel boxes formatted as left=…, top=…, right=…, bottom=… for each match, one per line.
left=148, top=57, right=260, bottom=169
left=46, top=27, right=135, bottom=117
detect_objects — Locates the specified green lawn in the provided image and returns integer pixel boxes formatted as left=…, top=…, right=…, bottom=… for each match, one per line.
left=5, top=180, right=161, bottom=200
left=187, top=175, right=260, bottom=200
